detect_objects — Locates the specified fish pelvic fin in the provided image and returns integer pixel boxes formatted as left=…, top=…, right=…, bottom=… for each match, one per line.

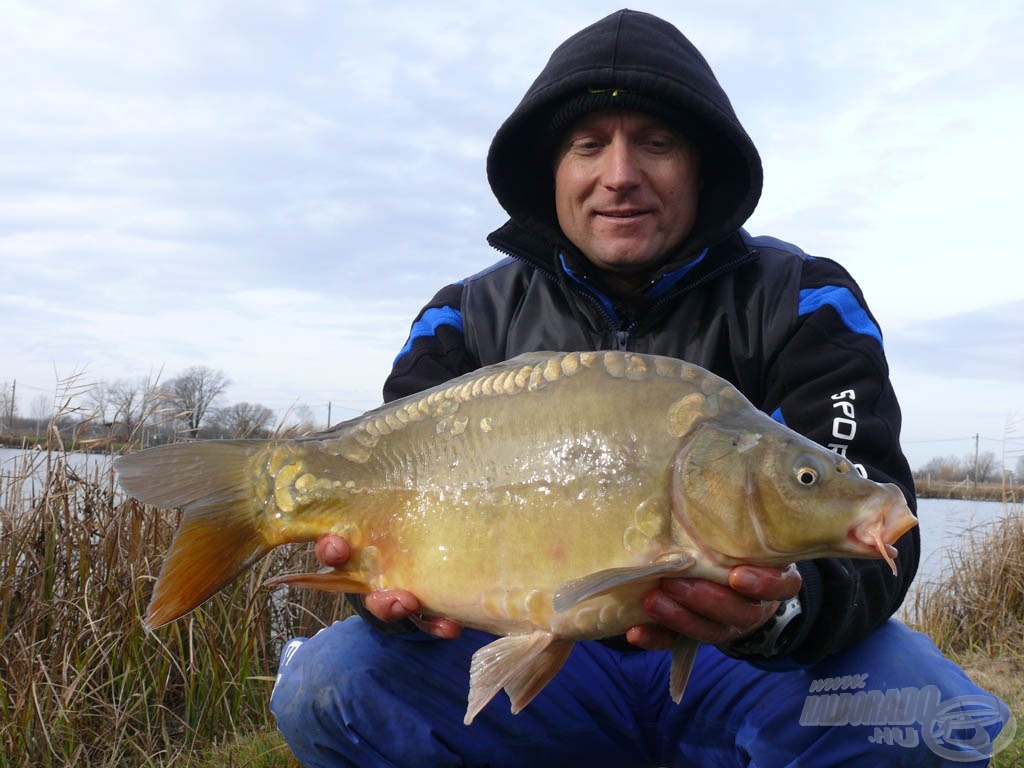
left=115, top=441, right=274, bottom=630
left=465, top=632, right=572, bottom=725
left=551, top=554, right=696, bottom=613
left=670, top=635, right=699, bottom=704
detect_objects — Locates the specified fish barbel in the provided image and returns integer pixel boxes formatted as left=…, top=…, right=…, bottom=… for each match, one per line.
left=115, top=351, right=916, bottom=724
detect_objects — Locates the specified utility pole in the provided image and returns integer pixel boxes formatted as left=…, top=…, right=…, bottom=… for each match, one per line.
left=973, top=433, right=980, bottom=499
left=4, top=379, right=14, bottom=433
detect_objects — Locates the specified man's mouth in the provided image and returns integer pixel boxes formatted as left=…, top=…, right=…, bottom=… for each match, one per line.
left=596, top=209, right=650, bottom=219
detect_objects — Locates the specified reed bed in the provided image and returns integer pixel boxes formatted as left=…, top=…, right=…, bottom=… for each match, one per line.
left=908, top=505, right=1024, bottom=656
left=907, top=503, right=1024, bottom=766
left=0, top=444, right=345, bottom=767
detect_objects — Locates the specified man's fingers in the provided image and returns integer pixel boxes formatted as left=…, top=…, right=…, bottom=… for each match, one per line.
left=728, top=563, right=801, bottom=601
left=653, top=580, right=778, bottom=640
left=364, top=590, right=463, bottom=638
left=626, top=623, right=676, bottom=651
left=315, top=534, right=351, bottom=567
left=364, top=589, right=421, bottom=621
left=410, top=614, right=463, bottom=640
left=313, top=537, right=461, bottom=639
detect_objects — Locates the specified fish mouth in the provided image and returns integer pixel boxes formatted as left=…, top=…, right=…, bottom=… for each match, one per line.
left=845, top=490, right=918, bottom=575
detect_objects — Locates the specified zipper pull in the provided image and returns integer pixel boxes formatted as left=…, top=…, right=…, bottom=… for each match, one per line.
left=615, top=330, right=630, bottom=350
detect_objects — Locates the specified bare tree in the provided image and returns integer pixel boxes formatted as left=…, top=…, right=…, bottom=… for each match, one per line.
left=86, top=380, right=112, bottom=422
left=29, top=394, right=51, bottom=437
left=276, top=403, right=320, bottom=437
left=109, top=376, right=172, bottom=445
left=209, top=402, right=275, bottom=438
left=964, top=450, right=999, bottom=483
left=915, top=455, right=963, bottom=482
left=164, top=366, right=230, bottom=439
left=0, top=381, right=16, bottom=433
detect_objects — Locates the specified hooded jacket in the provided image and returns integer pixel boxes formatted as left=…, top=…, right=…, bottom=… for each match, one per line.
left=375, top=9, right=918, bottom=665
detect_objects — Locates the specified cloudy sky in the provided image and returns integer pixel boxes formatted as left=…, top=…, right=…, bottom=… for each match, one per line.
left=2, top=0, right=1022, bottom=470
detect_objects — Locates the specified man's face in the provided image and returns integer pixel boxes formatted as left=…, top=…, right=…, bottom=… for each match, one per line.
left=553, top=110, right=701, bottom=288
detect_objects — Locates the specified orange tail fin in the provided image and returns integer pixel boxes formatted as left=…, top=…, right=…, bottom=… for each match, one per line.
left=116, top=441, right=272, bottom=629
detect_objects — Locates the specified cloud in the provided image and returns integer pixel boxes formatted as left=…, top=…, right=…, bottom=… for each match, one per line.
left=888, top=301, right=1024, bottom=382
left=1, top=0, right=1021, bottom=453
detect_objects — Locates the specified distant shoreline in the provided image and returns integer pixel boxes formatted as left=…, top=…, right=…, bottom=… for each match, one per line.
left=914, top=479, right=1018, bottom=502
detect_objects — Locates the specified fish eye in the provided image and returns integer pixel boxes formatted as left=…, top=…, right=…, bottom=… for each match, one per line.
left=796, top=467, right=818, bottom=486
left=793, top=456, right=823, bottom=487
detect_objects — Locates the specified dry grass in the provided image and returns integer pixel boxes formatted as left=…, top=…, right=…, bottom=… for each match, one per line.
left=0, top=442, right=346, bottom=767
left=907, top=506, right=1024, bottom=655
left=907, top=505, right=1024, bottom=766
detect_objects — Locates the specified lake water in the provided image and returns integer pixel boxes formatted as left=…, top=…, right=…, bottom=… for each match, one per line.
left=0, top=447, right=113, bottom=509
left=1, top=447, right=1014, bottom=585
left=0, top=446, right=111, bottom=479
left=913, top=497, right=1016, bottom=583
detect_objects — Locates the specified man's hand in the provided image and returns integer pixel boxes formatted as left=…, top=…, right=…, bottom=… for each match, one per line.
left=315, top=534, right=462, bottom=639
left=626, top=564, right=802, bottom=651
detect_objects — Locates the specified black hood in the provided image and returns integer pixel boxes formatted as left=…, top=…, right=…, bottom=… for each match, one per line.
left=486, top=9, right=763, bottom=261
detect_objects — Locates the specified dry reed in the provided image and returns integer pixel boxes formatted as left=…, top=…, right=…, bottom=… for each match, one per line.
left=0, top=442, right=346, bottom=767
left=907, top=505, right=1024, bottom=656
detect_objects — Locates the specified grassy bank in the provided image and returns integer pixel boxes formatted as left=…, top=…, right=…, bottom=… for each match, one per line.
left=905, top=507, right=1024, bottom=766
left=3, top=445, right=1022, bottom=766
left=0, top=446, right=344, bottom=767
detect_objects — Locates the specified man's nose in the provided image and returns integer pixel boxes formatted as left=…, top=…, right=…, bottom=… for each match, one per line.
left=601, top=138, right=642, bottom=190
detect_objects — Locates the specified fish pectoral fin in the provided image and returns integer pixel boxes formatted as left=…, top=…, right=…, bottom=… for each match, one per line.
left=670, top=635, right=700, bottom=704
left=264, top=568, right=369, bottom=594
left=465, top=631, right=572, bottom=725
left=551, top=554, right=696, bottom=613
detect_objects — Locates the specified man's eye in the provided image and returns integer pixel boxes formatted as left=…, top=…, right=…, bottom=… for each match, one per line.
left=643, top=137, right=675, bottom=151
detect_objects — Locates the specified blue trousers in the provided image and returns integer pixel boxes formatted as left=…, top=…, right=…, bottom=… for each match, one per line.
left=270, top=618, right=1011, bottom=767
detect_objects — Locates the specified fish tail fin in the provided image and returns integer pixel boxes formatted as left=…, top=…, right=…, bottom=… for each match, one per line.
left=116, top=441, right=273, bottom=629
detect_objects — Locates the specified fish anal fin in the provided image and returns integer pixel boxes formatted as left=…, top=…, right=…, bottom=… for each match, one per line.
left=503, top=637, right=573, bottom=715
left=265, top=568, right=370, bottom=594
left=670, top=635, right=700, bottom=704
left=552, top=554, right=696, bottom=613
left=465, top=631, right=568, bottom=725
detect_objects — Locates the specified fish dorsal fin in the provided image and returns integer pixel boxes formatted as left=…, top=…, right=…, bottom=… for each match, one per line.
left=465, top=631, right=571, bottom=725
left=551, top=554, right=696, bottom=614
left=670, top=635, right=700, bottom=703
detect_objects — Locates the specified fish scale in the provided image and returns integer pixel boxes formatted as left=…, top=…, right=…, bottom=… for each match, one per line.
left=115, top=350, right=917, bottom=725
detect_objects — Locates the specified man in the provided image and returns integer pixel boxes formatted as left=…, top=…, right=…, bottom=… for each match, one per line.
left=271, top=10, right=1007, bottom=766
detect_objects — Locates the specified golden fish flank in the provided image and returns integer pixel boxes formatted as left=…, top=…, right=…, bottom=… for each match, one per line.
left=115, top=350, right=917, bottom=725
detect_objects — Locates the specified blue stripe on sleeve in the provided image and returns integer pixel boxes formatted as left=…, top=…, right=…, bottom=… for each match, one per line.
left=394, top=306, right=464, bottom=364
left=798, top=286, right=882, bottom=346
